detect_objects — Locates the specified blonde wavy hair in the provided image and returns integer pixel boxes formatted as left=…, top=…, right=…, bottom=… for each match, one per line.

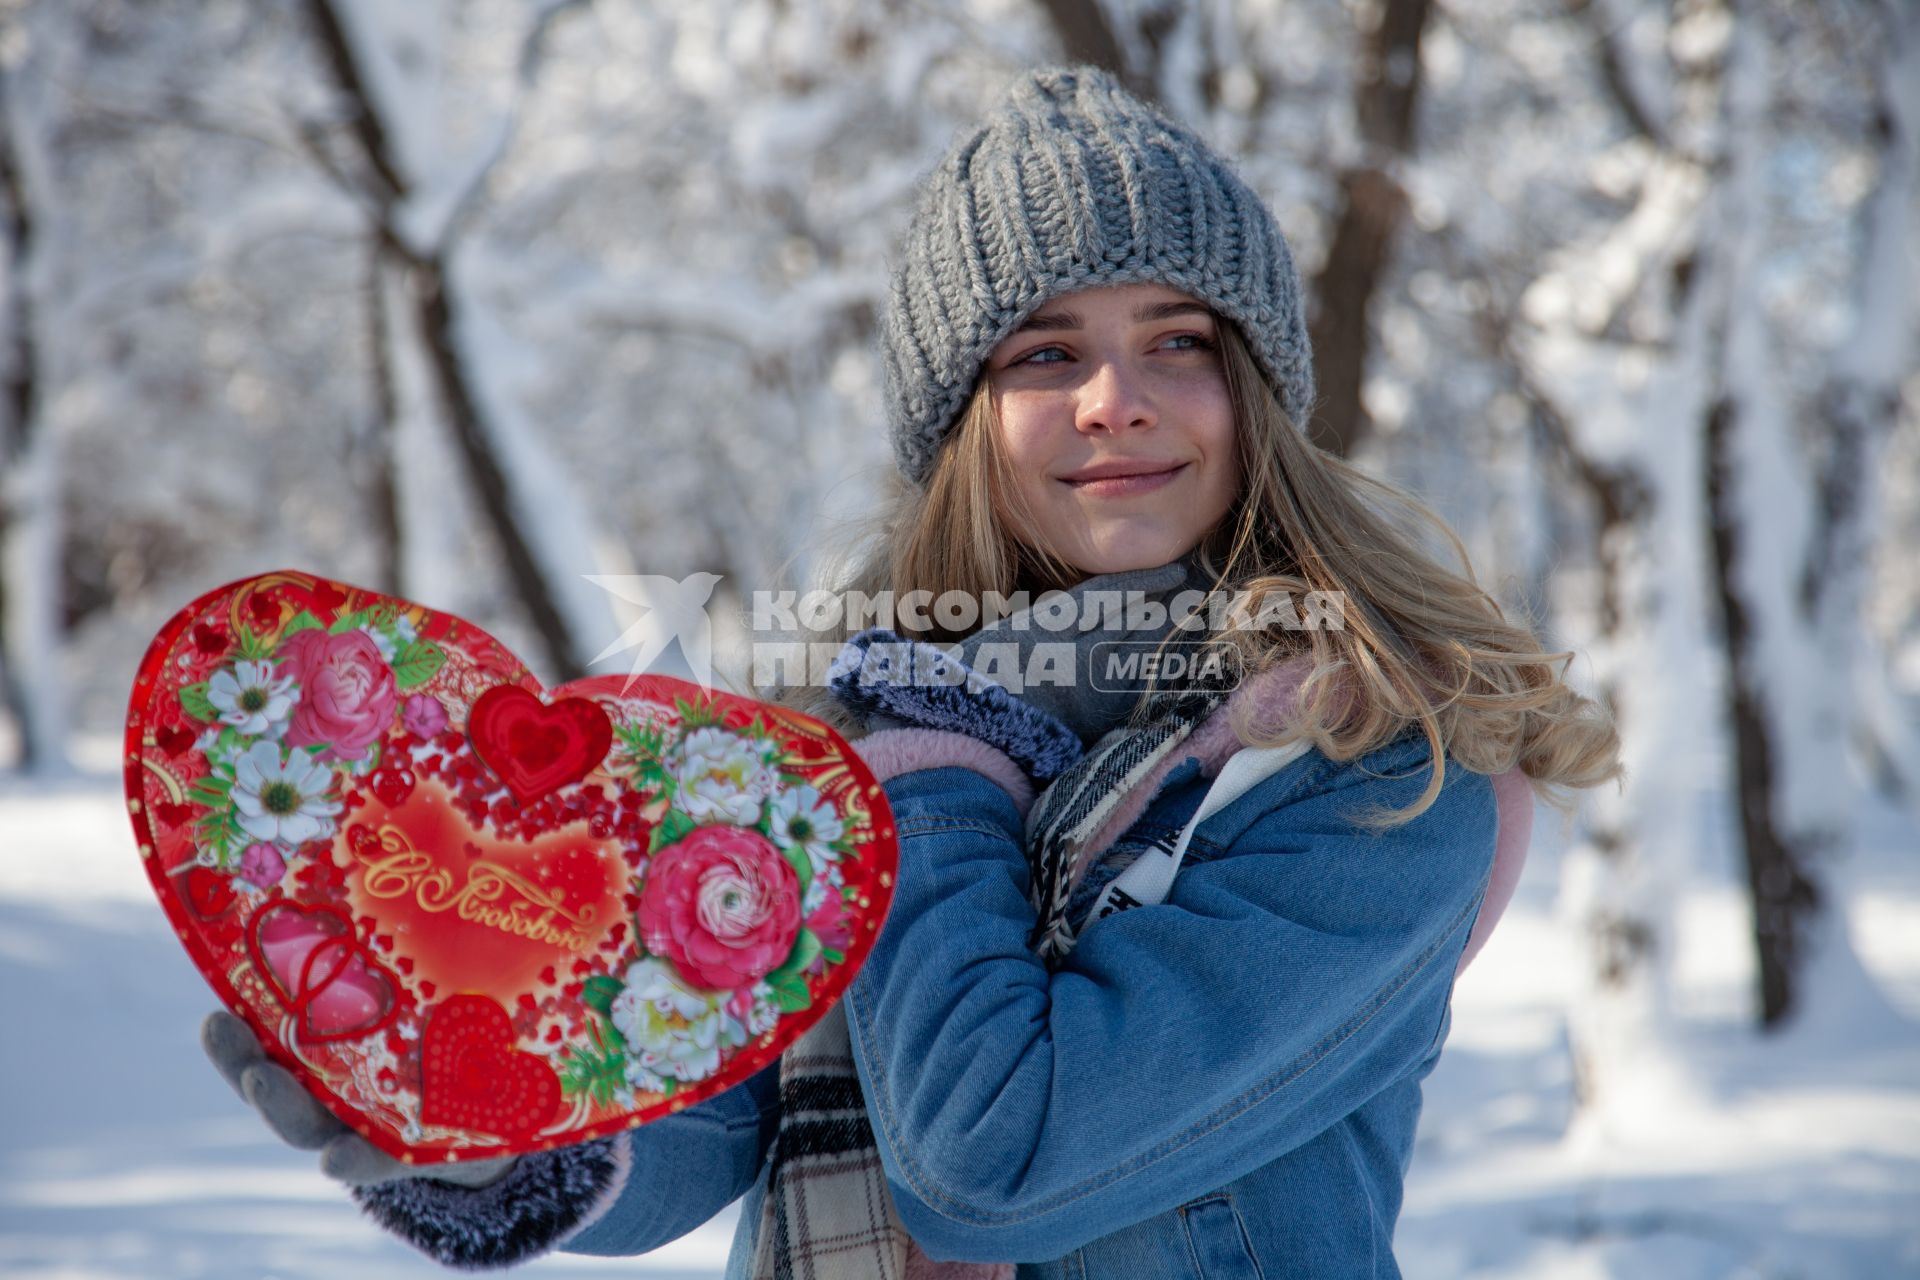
left=757, top=318, right=1622, bottom=831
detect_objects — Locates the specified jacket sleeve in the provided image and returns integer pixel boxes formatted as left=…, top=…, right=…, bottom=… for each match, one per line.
left=353, top=1059, right=781, bottom=1270
left=841, top=741, right=1497, bottom=1263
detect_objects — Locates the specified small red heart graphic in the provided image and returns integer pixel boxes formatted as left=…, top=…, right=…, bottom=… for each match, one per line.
left=247, top=902, right=399, bottom=1043
left=369, top=763, right=416, bottom=807
left=184, top=865, right=236, bottom=919
left=154, top=799, right=197, bottom=829
left=346, top=823, right=382, bottom=861
left=468, top=684, right=612, bottom=803
left=310, top=581, right=346, bottom=615
left=419, top=994, right=560, bottom=1140
left=246, top=594, right=281, bottom=628
left=155, top=723, right=198, bottom=757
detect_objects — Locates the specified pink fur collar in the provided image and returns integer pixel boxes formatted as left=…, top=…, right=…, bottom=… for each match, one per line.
left=1069, top=654, right=1531, bottom=977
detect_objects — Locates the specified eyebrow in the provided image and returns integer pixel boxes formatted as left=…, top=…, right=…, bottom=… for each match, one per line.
left=1013, top=300, right=1217, bottom=332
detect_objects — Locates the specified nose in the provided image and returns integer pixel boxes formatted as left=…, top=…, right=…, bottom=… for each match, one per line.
left=1073, top=357, right=1157, bottom=435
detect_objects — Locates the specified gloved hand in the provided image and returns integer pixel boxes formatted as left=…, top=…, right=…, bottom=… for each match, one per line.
left=948, top=558, right=1206, bottom=744
left=201, top=1010, right=517, bottom=1189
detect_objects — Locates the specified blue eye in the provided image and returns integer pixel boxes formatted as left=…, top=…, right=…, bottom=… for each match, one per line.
left=1008, top=334, right=1216, bottom=368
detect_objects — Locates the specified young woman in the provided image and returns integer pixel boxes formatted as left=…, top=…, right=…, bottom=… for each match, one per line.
left=206, top=63, right=1620, bottom=1278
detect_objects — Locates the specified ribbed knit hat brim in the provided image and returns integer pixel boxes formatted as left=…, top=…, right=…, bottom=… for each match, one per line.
left=880, top=64, right=1315, bottom=487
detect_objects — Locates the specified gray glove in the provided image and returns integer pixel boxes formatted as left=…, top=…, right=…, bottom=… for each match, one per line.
left=950, top=558, right=1208, bottom=744
left=201, top=1010, right=516, bottom=1189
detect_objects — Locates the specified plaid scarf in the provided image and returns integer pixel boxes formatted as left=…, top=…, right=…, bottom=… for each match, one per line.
left=748, top=671, right=1232, bottom=1280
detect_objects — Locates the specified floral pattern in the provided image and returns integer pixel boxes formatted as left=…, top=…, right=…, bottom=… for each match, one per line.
left=134, top=574, right=886, bottom=1159
left=606, top=957, right=778, bottom=1093
left=206, top=659, right=296, bottom=737
left=768, top=784, right=845, bottom=884
left=669, top=726, right=782, bottom=825
left=556, top=713, right=868, bottom=1105
left=400, top=692, right=448, bottom=739
left=279, top=628, right=399, bottom=761
left=637, top=824, right=802, bottom=990
left=173, top=600, right=439, bottom=871
left=236, top=840, right=289, bottom=891
left=231, top=739, right=343, bottom=846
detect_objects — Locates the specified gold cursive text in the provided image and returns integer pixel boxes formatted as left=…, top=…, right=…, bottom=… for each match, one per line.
left=351, top=824, right=601, bottom=953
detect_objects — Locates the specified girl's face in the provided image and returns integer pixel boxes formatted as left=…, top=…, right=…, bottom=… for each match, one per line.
left=985, top=281, right=1240, bottom=578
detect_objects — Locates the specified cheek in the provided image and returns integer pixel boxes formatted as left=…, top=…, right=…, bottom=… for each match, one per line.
left=993, top=399, right=1069, bottom=492
left=993, top=397, right=1052, bottom=461
left=1189, top=394, right=1239, bottom=489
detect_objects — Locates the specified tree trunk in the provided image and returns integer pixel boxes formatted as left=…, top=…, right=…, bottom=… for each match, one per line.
left=1036, top=0, right=1145, bottom=99
left=304, top=0, right=598, bottom=681
left=1703, top=0, right=1920, bottom=1031
left=1306, top=0, right=1432, bottom=457
left=0, top=63, right=70, bottom=775
left=1703, top=394, right=1822, bottom=1025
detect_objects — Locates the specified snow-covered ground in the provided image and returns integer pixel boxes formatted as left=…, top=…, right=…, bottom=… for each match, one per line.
left=1399, top=788, right=1920, bottom=1279
left=3, top=740, right=1916, bottom=1279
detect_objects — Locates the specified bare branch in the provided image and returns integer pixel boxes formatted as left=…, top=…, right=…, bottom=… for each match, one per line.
left=436, top=0, right=593, bottom=251
left=1567, top=0, right=1669, bottom=145
left=304, top=0, right=408, bottom=204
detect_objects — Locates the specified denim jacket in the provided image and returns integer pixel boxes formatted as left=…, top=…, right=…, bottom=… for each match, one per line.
left=532, top=730, right=1502, bottom=1278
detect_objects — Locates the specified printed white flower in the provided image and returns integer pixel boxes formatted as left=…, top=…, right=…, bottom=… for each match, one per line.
left=207, top=660, right=297, bottom=737
left=670, top=728, right=780, bottom=826
left=724, top=981, right=780, bottom=1043
left=194, top=725, right=247, bottom=771
left=231, top=739, right=343, bottom=846
left=766, top=784, right=844, bottom=885
left=610, top=956, right=732, bottom=1092
left=810, top=858, right=851, bottom=917
left=359, top=614, right=419, bottom=664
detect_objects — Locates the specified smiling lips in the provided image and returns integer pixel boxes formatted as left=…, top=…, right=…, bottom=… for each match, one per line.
left=1061, top=461, right=1188, bottom=496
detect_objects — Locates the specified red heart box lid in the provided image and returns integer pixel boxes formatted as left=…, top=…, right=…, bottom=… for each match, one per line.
left=124, top=570, right=897, bottom=1169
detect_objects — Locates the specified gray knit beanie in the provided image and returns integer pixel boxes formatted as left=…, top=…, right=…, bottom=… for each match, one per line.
left=880, top=63, right=1316, bottom=488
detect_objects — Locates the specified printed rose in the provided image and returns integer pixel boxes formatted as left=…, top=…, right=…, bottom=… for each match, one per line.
left=638, top=824, right=801, bottom=991
left=278, top=628, right=398, bottom=760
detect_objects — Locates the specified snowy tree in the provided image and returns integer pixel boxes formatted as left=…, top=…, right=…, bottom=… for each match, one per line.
left=1486, top=0, right=1919, bottom=1135
left=1699, top=0, right=1920, bottom=1033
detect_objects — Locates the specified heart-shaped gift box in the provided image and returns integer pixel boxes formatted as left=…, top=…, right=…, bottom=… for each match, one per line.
left=124, top=570, right=896, bottom=1168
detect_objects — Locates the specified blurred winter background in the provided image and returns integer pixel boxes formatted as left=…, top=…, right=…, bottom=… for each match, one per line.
left=1, top=0, right=1917, bottom=1276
